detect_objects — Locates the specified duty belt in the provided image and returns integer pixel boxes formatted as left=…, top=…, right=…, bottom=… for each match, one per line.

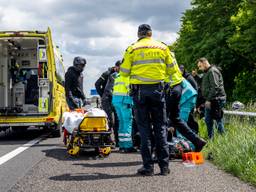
left=130, top=82, right=164, bottom=90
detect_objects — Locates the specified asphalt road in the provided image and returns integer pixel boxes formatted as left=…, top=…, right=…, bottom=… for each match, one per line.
left=0, top=128, right=51, bottom=192
left=0, top=130, right=254, bottom=192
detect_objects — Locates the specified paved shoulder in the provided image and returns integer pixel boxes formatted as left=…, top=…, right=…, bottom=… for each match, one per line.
left=9, top=147, right=256, bottom=192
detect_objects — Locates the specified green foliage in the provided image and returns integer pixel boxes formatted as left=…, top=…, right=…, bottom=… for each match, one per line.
left=228, top=0, right=256, bottom=63
left=232, top=70, right=256, bottom=102
left=203, top=116, right=256, bottom=186
left=174, top=0, right=256, bottom=102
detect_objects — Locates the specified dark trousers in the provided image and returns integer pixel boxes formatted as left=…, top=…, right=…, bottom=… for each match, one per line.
left=131, top=84, right=169, bottom=170
left=166, top=84, right=202, bottom=147
left=188, top=111, right=199, bottom=134
left=101, top=97, right=119, bottom=145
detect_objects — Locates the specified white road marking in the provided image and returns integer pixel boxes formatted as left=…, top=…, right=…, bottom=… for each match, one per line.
left=0, top=135, right=45, bottom=166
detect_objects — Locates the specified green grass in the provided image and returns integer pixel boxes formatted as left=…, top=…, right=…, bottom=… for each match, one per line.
left=199, top=116, right=256, bottom=186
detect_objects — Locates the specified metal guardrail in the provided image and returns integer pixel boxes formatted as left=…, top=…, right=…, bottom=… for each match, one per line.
left=224, top=110, right=256, bottom=117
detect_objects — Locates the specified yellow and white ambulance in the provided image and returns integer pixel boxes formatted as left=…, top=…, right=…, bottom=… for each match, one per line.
left=0, top=28, right=68, bottom=136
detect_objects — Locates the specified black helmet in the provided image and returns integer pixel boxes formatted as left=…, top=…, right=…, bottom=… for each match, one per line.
left=73, top=56, right=86, bottom=66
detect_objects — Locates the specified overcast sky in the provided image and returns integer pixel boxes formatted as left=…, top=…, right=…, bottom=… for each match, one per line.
left=0, top=0, right=191, bottom=96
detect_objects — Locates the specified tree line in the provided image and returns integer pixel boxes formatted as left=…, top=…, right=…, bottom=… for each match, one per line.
left=173, top=0, right=256, bottom=103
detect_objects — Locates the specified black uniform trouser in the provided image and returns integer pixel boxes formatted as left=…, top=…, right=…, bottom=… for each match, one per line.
left=101, top=97, right=119, bottom=144
left=166, top=84, right=202, bottom=147
left=131, top=84, right=169, bottom=170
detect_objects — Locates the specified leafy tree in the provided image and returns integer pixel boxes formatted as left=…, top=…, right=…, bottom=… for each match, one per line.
left=232, top=71, right=256, bottom=102
left=228, top=0, right=256, bottom=63
left=174, top=0, right=256, bottom=102
left=227, top=0, right=256, bottom=101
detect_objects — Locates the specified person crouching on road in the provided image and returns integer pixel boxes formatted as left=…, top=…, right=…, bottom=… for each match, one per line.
left=120, top=24, right=170, bottom=176
left=112, top=73, right=137, bottom=153
left=165, top=54, right=206, bottom=153
left=174, top=79, right=198, bottom=151
left=65, top=56, right=87, bottom=110
left=179, top=65, right=199, bottom=134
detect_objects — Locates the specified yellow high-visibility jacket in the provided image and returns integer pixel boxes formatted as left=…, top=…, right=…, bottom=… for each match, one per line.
left=120, top=37, right=183, bottom=86
left=113, top=73, right=130, bottom=96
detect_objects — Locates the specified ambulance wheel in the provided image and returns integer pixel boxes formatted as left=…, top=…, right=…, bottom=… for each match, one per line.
left=52, top=115, right=62, bottom=137
left=99, top=147, right=111, bottom=157
left=12, top=126, right=28, bottom=133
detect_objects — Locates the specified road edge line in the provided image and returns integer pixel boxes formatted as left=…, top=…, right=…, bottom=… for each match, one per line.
left=0, top=134, right=48, bottom=166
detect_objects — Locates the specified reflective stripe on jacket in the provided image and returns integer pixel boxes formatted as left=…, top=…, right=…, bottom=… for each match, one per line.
left=120, top=37, right=183, bottom=86
left=113, top=74, right=130, bottom=96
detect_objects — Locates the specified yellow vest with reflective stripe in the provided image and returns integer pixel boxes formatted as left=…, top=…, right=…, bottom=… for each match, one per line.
left=113, top=74, right=130, bottom=96
left=120, top=37, right=183, bottom=86
left=164, top=51, right=184, bottom=86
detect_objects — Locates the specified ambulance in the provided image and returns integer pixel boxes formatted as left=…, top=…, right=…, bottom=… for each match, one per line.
left=0, top=28, right=68, bottom=136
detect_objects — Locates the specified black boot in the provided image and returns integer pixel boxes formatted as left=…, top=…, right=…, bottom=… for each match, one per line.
left=137, top=167, right=154, bottom=176
left=195, top=138, right=207, bottom=152
left=160, top=167, right=170, bottom=176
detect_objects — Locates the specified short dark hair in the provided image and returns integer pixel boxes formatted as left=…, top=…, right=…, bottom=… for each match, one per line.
left=197, top=57, right=208, bottom=63
left=138, top=24, right=152, bottom=37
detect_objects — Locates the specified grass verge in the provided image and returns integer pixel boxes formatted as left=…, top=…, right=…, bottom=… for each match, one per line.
left=199, top=116, right=256, bottom=186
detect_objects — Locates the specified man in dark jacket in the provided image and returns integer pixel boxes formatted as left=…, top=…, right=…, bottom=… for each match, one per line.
left=97, top=61, right=121, bottom=146
left=179, top=65, right=198, bottom=91
left=95, top=61, right=121, bottom=97
left=101, top=70, right=119, bottom=129
left=197, top=57, right=226, bottom=139
left=65, top=56, right=87, bottom=110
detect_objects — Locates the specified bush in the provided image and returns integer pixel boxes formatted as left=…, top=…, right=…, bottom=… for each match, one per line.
left=232, top=71, right=256, bottom=103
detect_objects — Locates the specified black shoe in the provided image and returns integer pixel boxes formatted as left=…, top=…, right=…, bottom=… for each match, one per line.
left=119, top=147, right=137, bottom=153
left=160, top=167, right=170, bottom=176
left=152, top=155, right=158, bottom=163
left=124, top=147, right=137, bottom=153
left=195, top=139, right=207, bottom=152
left=137, top=167, right=154, bottom=176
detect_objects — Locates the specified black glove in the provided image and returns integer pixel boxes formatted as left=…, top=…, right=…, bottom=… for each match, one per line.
left=72, top=98, right=81, bottom=108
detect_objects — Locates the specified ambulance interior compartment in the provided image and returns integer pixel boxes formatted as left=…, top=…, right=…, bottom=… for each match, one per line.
left=0, top=38, right=49, bottom=115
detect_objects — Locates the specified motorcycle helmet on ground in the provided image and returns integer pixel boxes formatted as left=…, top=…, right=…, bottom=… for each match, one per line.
left=232, top=101, right=245, bottom=110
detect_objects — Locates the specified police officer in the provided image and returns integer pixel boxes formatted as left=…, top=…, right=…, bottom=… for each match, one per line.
left=120, top=24, right=173, bottom=176
left=65, top=56, right=87, bottom=110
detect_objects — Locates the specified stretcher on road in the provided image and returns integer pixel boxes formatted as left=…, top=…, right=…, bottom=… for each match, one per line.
left=62, top=108, right=114, bottom=157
